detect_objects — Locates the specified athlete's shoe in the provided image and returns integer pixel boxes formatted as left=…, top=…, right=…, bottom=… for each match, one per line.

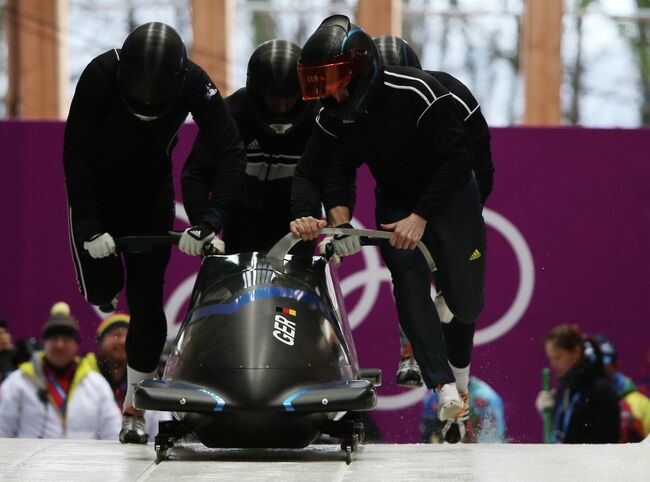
left=441, top=391, right=470, bottom=444
left=119, top=409, right=148, bottom=444
left=395, top=355, right=423, bottom=387
left=435, top=383, right=467, bottom=422
left=98, top=295, right=119, bottom=314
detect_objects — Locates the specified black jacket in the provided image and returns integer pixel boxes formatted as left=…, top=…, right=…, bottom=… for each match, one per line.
left=553, top=358, right=620, bottom=443
left=292, top=66, right=474, bottom=221
left=182, top=88, right=320, bottom=224
left=63, top=49, right=245, bottom=241
left=427, top=71, right=494, bottom=204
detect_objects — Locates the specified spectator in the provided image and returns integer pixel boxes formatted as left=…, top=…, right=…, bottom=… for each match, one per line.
left=0, top=304, right=121, bottom=439
left=536, top=324, right=620, bottom=443
left=88, top=314, right=130, bottom=409
left=420, top=376, right=506, bottom=443
left=87, top=313, right=170, bottom=440
left=596, top=334, right=650, bottom=442
left=0, top=319, right=18, bottom=384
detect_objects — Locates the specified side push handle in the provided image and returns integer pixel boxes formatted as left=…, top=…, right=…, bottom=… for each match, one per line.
left=114, top=231, right=182, bottom=253
left=267, top=228, right=436, bottom=272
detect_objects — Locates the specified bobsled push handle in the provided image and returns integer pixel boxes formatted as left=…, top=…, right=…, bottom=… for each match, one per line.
left=267, top=228, right=436, bottom=272
left=114, top=231, right=182, bottom=253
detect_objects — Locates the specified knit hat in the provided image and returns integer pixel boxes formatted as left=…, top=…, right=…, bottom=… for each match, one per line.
left=96, top=313, right=130, bottom=342
left=50, top=301, right=71, bottom=316
left=42, top=302, right=80, bottom=341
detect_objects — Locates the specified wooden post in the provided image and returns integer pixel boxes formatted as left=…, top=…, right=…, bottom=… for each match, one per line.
left=521, top=0, right=563, bottom=125
left=356, top=0, right=402, bottom=38
left=6, top=0, right=68, bottom=119
left=191, top=0, right=233, bottom=95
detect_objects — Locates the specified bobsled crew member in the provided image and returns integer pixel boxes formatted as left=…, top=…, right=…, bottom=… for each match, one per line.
left=182, top=39, right=320, bottom=255
left=62, top=22, right=245, bottom=443
left=373, top=36, right=493, bottom=412
left=290, top=15, right=487, bottom=443
left=0, top=306, right=121, bottom=439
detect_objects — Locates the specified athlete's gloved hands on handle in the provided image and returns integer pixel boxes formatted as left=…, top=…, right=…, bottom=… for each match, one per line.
left=332, top=223, right=361, bottom=257
left=318, top=236, right=341, bottom=266
left=209, top=236, right=226, bottom=254
left=83, top=233, right=116, bottom=259
left=179, top=225, right=216, bottom=256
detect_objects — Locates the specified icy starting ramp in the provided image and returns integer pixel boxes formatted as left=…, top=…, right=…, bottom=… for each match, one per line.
left=1, top=438, right=649, bottom=482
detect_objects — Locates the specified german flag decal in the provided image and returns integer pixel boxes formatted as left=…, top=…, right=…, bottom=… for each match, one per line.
left=276, top=307, right=296, bottom=317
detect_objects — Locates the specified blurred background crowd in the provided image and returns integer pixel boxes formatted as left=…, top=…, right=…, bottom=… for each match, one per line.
left=1, top=303, right=648, bottom=443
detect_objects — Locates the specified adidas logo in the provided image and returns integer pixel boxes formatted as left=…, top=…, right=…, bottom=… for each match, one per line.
left=246, top=139, right=261, bottom=150
left=469, top=249, right=481, bottom=261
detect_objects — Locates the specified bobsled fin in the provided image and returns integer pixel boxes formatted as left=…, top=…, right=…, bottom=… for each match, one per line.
left=282, top=380, right=376, bottom=413
left=134, top=379, right=225, bottom=413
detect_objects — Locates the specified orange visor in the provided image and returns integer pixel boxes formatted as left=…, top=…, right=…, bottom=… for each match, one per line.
left=297, top=50, right=368, bottom=100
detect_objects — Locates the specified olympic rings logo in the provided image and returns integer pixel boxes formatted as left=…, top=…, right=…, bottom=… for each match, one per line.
left=156, top=203, right=535, bottom=411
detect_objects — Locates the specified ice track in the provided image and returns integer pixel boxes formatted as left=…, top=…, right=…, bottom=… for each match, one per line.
left=1, top=437, right=649, bottom=481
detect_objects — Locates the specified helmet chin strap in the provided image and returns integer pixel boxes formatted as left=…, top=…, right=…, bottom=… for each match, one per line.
left=268, top=123, right=293, bottom=134
left=133, top=113, right=158, bottom=122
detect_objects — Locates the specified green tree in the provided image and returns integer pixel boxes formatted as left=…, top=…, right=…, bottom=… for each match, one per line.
left=0, top=1, right=5, bottom=116
left=250, top=0, right=278, bottom=48
left=402, top=0, right=428, bottom=64
left=566, top=0, right=600, bottom=124
left=623, top=0, right=650, bottom=124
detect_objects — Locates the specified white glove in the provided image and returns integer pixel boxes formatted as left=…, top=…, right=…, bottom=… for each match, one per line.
left=333, top=223, right=361, bottom=257
left=210, top=236, right=225, bottom=254
left=535, top=389, right=555, bottom=414
left=83, top=233, right=116, bottom=259
left=318, top=236, right=341, bottom=266
left=179, top=225, right=215, bottom=256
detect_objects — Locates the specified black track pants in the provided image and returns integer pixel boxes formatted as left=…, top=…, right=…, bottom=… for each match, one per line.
left=68, top=182, right=174, bottom=372
left=376, top=176, right=486, bottom=387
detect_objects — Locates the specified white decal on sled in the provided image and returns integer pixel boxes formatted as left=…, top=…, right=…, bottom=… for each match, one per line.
left=273, top=315, right=296, bottom=346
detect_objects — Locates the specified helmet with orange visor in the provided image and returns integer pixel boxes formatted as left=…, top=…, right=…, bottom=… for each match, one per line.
left=298, top=15, right=382, bottom=121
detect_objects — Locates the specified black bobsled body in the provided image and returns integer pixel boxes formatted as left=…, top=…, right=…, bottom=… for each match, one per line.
left=135, top=247, right=377, bottom=449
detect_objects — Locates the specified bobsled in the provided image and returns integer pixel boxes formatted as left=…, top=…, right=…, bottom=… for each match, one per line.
left=117, top=228, right=435, bottom=463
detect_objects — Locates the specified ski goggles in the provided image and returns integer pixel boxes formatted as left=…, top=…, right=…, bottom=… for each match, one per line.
left=297, top=50, right=368, bottom=100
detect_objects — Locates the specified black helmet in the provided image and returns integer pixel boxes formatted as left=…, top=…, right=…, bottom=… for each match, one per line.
left=118, top=22, right=188, bottom=120
left=246, top=39, right=308, bottom=135
left=247, top=39, right=302, bottom=99
left=298, top=15, right=382, bottom=120
left=373, top=35, right=422, bottom=69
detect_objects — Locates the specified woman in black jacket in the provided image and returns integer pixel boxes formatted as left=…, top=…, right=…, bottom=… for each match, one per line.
left=540, top=324, right=620, bottom=443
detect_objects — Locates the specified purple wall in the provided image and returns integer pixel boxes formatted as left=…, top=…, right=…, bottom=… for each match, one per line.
left=1, top=121, right=649, bottom=443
